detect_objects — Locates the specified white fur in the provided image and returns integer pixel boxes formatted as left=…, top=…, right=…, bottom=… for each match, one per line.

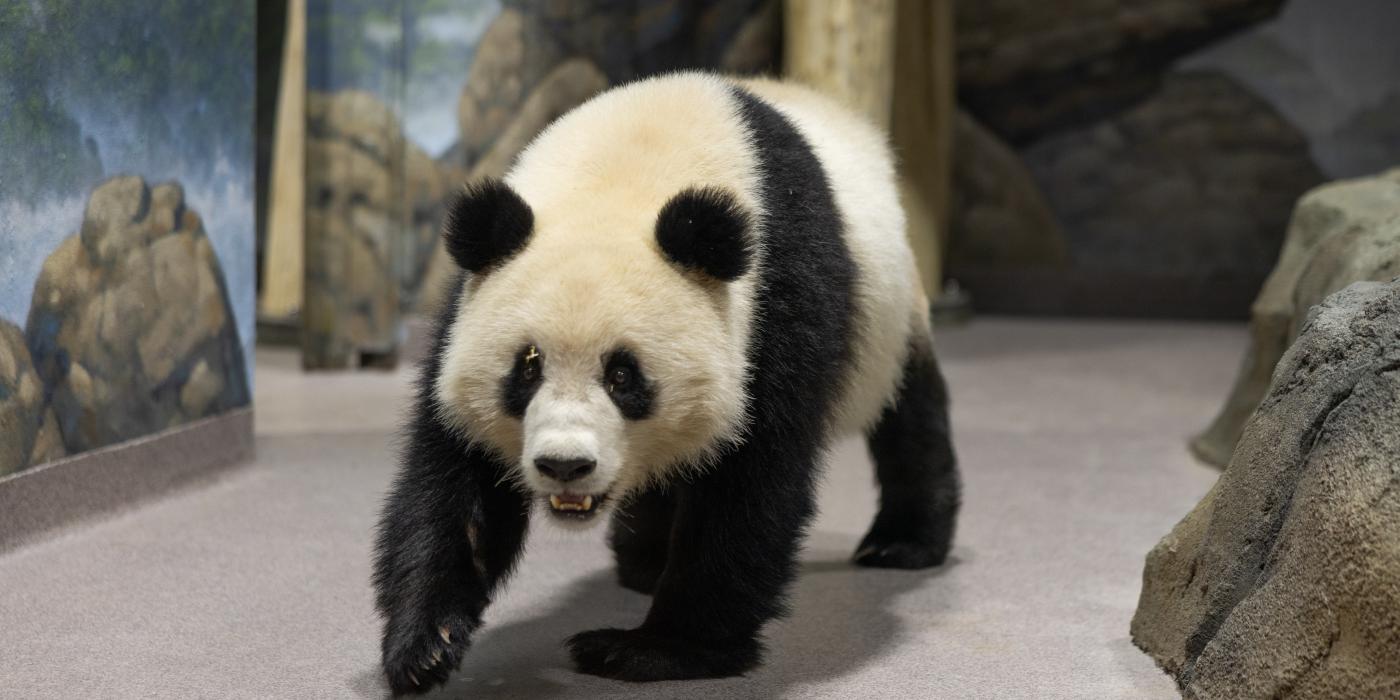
left=520, top=383, right=623, bottom=493
left=435, top=73, right=925, bottom=510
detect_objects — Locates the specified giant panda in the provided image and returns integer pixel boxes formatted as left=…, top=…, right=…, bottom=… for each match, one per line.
left=373, top=72, right=960, bottom=695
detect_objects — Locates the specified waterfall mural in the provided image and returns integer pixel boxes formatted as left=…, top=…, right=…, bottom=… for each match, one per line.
left=0, top=1, right=255, bottom=476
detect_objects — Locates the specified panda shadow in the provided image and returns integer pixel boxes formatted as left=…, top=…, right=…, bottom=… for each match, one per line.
left=355, top=533, right=957, bottom=699
left=750, top=538, right=959, bottom=696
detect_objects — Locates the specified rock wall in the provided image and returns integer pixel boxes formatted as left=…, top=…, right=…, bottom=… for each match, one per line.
left=957, top=0, right=1287, bottom=144
left=1133, top=277, right=1400, bottom=697
left=0, top=320, right=65, bottom=476
left=303, top=90, right=458, bottom=366
left=20, top=175, right=249, bottom=459
left=948, top=110, right=1068, bottom=269
left=947, top=2, right=1325, bottom=318
left=1022, top=71, right=1323, bottom=280
left=1193, top=169, right=1400, bottom=466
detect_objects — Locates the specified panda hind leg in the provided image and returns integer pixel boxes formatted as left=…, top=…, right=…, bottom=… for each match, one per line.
left=608, top=487, right=676, bottom=594
left=855, top=336, right=961, bottom=569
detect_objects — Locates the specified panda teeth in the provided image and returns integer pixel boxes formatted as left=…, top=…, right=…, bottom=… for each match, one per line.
left=548, top=495, right=596, bottom=512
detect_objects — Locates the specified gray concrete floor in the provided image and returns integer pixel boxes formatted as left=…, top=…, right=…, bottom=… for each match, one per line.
left=0, top=318, right=1237, bottom=698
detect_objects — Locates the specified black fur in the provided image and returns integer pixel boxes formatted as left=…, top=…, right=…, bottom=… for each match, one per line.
left=500, top=344, right=544, bottom=418
left=569, top=87, right=859, bottom=681
left=602, top=348, right=655, bottom=420
left=373, top=273, right=531, bottom=696
left=608, top=487, right=676, bottom=594
left=856, top=339, right=961, bottom=569
left=443, top=178, right=534, bottom=273
left=655, top=186, right=754, bottom=281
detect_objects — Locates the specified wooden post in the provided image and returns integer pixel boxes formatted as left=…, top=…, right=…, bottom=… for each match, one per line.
left=891, top=0, right=954, bottom=300
left=783, top=0, right=897, bottom=127
left=782, top=0, right=951, bottom=301
left=259, top=0, right=306, bottom=320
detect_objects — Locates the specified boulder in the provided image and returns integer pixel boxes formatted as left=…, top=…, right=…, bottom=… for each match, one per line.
left=1132, top=277, right=1400, bottom=698
left=0, top=320, right=66, bottom=476
left=717, top=0, right=781, bottom=75
left=1022, top=71, right=1324, bottom=291
left=454, top=8, right=568, bottom=167
left=948, top=110, right=1069, bottom=269
left=956, top=0, right=1286, bottom=143
left=463, top=59, right=608, bottom=182
left=23, top=175, right=249, bottom=456
left=1193, top=169, right=1400, bottom=466
left=304, top=90, right=454, bottom=363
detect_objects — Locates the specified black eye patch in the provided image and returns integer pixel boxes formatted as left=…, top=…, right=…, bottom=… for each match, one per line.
left=602, top=349, right=654, bottom=421
left=501, top=344, right=544, bottom=417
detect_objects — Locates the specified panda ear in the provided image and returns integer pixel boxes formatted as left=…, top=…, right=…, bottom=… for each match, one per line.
left=443, top=178, right=534, bottom=273
left=655, top=187, right=754, bottom=282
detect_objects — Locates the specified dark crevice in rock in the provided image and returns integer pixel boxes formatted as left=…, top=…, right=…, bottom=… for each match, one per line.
left=1183, top=381, right=1356, bottom=674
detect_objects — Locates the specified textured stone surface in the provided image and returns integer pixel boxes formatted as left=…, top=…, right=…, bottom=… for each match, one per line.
left=467, top=59, right=608, bottom=182
left=304, top=90, right=456, bottom=365
left=956, top=0, right=1285, bottom=143
left=1194, top=169, right=1400, bottom=466
left=22, top=175, right=249, bottom=458
left=948, top=110, right=1068, bottom=269
left=1133, top=278, right=1400, bottom=698
left=1023, top=71, right=1324, bottom=284
left=307, top=89, right=451, bottom=313
left=0, top=320, right=65, bottom=476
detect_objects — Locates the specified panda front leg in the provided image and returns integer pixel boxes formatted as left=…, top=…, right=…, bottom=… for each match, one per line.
left=373, top=421, right=529, bottom=696
left=570, top=444, right=817, bottom=681
left=608, top=487, right=676, bottom=595
left=855, top=337, right=960, bottom=569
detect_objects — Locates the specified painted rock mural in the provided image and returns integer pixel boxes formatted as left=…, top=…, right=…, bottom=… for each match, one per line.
left=0, top=322, right=67, bottom=476
left=303, top=90, right=460, bottom=366
left=1, top=0, right=254, bottom=477
left=18, top=175, right=250, bottom=462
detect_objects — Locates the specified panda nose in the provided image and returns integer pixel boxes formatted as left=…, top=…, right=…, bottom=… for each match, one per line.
left=535, top=457, right=596, bottom=483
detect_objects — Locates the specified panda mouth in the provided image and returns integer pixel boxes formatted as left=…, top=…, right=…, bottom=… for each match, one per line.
left=546, top=492, right=607, bottom=521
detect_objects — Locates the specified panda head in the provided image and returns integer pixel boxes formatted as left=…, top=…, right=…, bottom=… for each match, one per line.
left=435, top=178, right=757, bottom=528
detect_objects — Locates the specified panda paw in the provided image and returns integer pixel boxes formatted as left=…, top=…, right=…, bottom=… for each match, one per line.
left=853, top=531, right=949, bottom=570
left=567, top=627, right=760, bottom=681
left=381, top=613, right=475, bottom=696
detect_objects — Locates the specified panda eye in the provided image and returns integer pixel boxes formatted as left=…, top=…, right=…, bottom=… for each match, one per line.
left=607, top=366, right=632, bottom=391
left=601, top=349, right=652, bottom=419
left=521, top=345, right=542, bottom=382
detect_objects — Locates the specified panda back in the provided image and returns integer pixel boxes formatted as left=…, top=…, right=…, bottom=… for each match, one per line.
left=737, top=79, right=922, bottom=437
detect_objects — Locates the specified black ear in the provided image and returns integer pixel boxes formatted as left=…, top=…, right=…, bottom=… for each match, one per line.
left=443, top=178, right=534, bottom=273
left=655, top=187, right=754, bottom=282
